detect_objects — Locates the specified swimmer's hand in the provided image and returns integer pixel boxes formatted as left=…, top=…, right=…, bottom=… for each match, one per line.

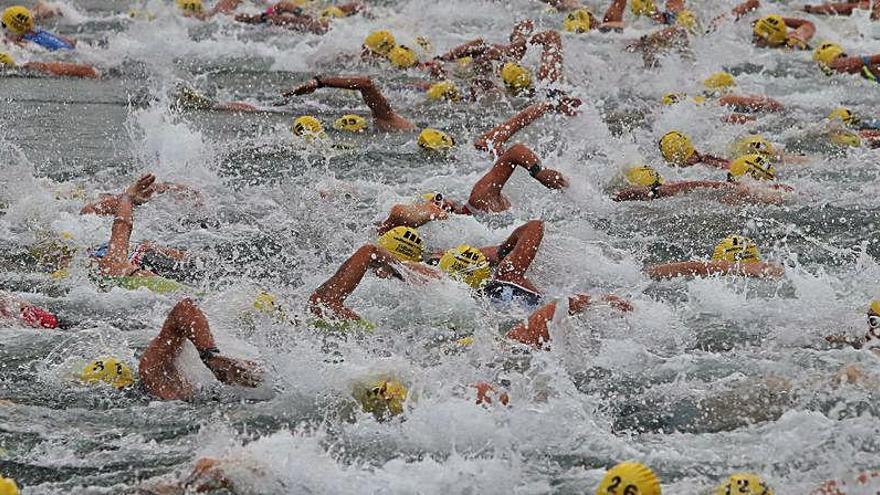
left=281, top=78, right=320, bottom=98
left=125, top=173, right=157, bottom=206
left=555, top=96, right=582, bottom=116
left=825, top=334, right=863, bottom=349
left=205, top=356, right=263, bottom=388
left=602, top=294, right=633, bottom=312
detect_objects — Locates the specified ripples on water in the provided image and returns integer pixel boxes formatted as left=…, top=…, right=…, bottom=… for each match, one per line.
left=1, top=0, right=880, bottom=493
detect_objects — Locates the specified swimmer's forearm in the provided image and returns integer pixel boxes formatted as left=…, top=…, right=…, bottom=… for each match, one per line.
left=476, top=103, right=551, bottom=152
left=645, top=260, right=784, bottom=279
left=698, top=154, right=731, bottom=169
left=436, top=39, right=487, bottom=61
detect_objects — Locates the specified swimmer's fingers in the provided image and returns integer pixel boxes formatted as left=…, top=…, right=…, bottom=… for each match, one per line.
left=207, top=356, right=263, bottom=388
left=126, top=174, right=157, bottom=205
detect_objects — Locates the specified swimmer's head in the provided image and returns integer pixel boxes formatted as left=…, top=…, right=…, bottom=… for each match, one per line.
left=291, top=115, right=325, bottom=139
left=828, top=107, right=857, bottom=127
left=2, top=6, right=34, bottom=35
left=388, top=45, right=419, bottom=69
left=703, top=71, right=736, bottom=93
left=353, top=378, right=408, bottom=419
left=731, top=135, right=775, bottom=160
left=438, top=244, right=491, bottom=289
left=866, top=301, right=880, bottom=350
left=420, top=191, right=454, bottom=212
left=80, top=358, right=135, bottom=389
left=813, top=42, right=844, bottom=67
left=418, top=128, right=455, bottom=151
left=712, top=235, right=761, bottom=263
left=378, top=226, right=423, bottom=262
left=0, top=475, right=19, bottom=495
left=714, top=473, right=774, bottom=495
left=869, top=300, right=880, bottom=317
left=252, top=291, right=279, bottom=314
left=753, top=15, right=787, bottom=46
left=630, top=0, right=657, bottom=16
left=176, top=0, right=203, bottom=16
left=0, top=52, right=14, bottom=66
left=364, top=30, right=396, bottom=56
left=500, top=62, right=533, bottom=94
left=333, top=114, right=367, bottom=133
left=29, top=231, right=77, bottom=270
left=562, top=9, right=591, bottom=33
left=426, top=80, right=460, bottom=102
left=319, top=6, right=345, bottom=19
left=728, top=154, right=776, bottom=181
left=624, top=165, right=665, bottom=188
left=661, top=92, right=692, bottom=106
left=658, top=131, right=695, bottom=166
left=675, top=10, right=699, bottom=32
left=596, top=462, right=661, bottom=495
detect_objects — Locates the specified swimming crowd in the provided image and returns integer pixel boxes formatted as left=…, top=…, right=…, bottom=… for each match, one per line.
left=2, top=0, right=880, bottom=493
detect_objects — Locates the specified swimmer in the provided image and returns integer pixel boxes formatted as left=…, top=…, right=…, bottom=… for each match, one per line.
left=824, top=300, right=880, bottom=353
left=281, top=74, right=415, bottom=131
left=612, top=162, right=790, bottom=205
left=657, top=130, right=730, bottom=169
left=661, top=72, right=783, bottom=123
left=750, top=13, right=815, bottom=50
left=377, top=143, right=569, bottom=231
left=80, top=298, right=262, bottom=400
left=825, top=107, right=880, bottom=146
left=813, top=42, right=880, bottom=82
left=645, top=234, right=785, bottom=279
left=170, top=84, right=260, bottom=112
left=310, top=220, right=631, bottom=349
left=1, top=5, right=75, bottom=50
left=233, top=2, right=330, bottom=34
left=803, top=0, right=870, bottom=15
left=0, top=290, right=58, bottom=329
left=432, top=19, right=534, bottom=77
left=0, top=51, right=98, bottom=78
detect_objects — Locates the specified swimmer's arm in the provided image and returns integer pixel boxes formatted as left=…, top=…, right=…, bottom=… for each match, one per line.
left=613, top=180, right=732, bottom=200
left=23, top=61, right=99, bottom=78
left=644, top=260, right=784, bottom=279
left=824, top=334, right=863, bottom=349
left=568, top=293, right=633, bottom=313
left=272, top=0, right=303, bottom=14
left=600, top=0, right=627, bottom=29
left=309, top=244, right=402, bottom=320
left=804, top=1, right=868, bottom=15
left=506, top=301, right=555, bottom=348
left=503, top=19, right=533, bottom=60
left=717, top=94, right=783, bottom=112
left=203, top=355, right=262, bottom=387
left=665, top=0, right=686, bottom=12
left=720, top=113, right=756, bottom=124
left=830, top=54, right=880, bottom=75
left=732, top=0, right=760, bottom=18
left=696, top=153, right=731, bottom=169
left=783, top=18, right=816, bottom=45
left=100, top=193, right=136, bottom=275
left=529, top=30, right=564, bottom=84
left=209, top=0, right=243, bottom=15
left=80, top=173, right=158, bottom=215
left=436, top=39, right=488, bottom=61
left=538, top=0, right=582, bottom=12
left=475, top=102, right=553, bottom=153
left=721, top=184, right=788, bottom=205
left=377, top=203, right=448, bottom=234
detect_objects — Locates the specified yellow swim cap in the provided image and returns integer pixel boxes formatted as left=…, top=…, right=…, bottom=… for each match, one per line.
left=426, top=80, right=460, bottom=102
left=828, top=107, right=855, bottom=126
left=252, top=291, right=279, bottom=313
left=438, top=244, right=491, bottom=289
left=753, top=15, right=787, bottom=46
left=0, top=476, right=19, bottom=495
left=418, top=128, right=455, bottom=151
left=869, top=300, right=880, bottom=315
left=828, top=130, right=861, bottom=147
left=500, top=62, right=533, bottom=93
left=631, top=0, right=657, bottom=16
left=728, top=154, right=776, bottom=181
left=703, top=71, right=736, bottom=92
left=2, top=6, right=34, bottom=35
left=658, top=131, right=696, bottom=166
left=378, top=226, right=424, bottom=262
left=596, top=462, right=661, bottom=495
left=420, top=191, right=443, bottom=203
left=624, top=165, right=665, bottom=187
left=813, top=42, right=844, bottom=66
left=675, top=10, right=698, bottom=32
left=731, top=135, right=775, bottom=159
left=80, top=358, right=135, bottom=389
left=364, top=30, right=396, bottom=56
left=291, top=115, right=325, bottom=138
left=176, top=0, right=203, bottom=15
left=0, top=52, right=14, bottom=66
left=353, top=378, right=408, bottom=418
left=563, top=8, right=592, bottom=33
left=333, top=114, right=367, bottom=132
left=661, top=93, right=685, bottom=105
left=320, top=6, right=345, bottom=19
left=388, top=45, right=419, bottom=69
left=712, top=235, right=761, bottom=263
left=714, top=473, right=774, bottom=495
